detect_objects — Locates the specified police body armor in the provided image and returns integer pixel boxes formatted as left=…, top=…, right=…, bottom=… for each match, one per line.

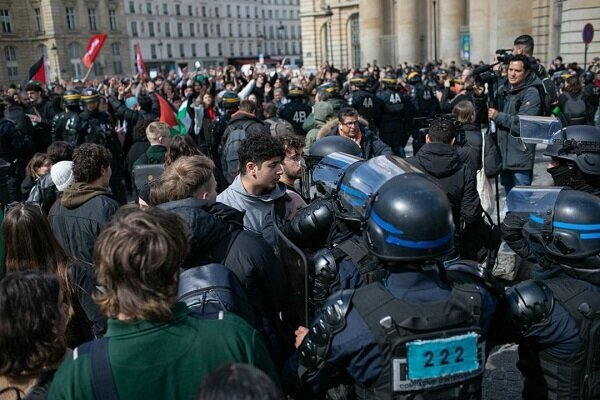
left=51, top=110, right=81, bottom=146
left=79, top=110, right=113, bottom=147
left=349, top=90, right=381, bottom=129
left=278, top=101, right=312, bottom=136
left=352, top=282, right=485, bottom=399
left=511, top=276, right=600, bottom=400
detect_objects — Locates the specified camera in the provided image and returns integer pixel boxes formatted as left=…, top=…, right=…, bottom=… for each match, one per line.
left=495, top=49, right=514, bottom=64
left=415, top=114, right=465, bottom=146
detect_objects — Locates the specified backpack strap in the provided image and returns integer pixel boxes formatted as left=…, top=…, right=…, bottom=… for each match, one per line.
left=90, top=337, right=119, bottom=400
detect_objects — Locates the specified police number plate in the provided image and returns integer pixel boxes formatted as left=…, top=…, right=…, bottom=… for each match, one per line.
left=392, top=332, right=484, bottom=392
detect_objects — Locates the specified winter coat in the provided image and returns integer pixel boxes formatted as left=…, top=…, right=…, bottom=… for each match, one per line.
left=408, top=142, right=483, bottom=228
left=49, top=182, right=119, bottom=263
left=304, top=102, right=336, bottom=153
left=157, top=198, right=287, bottom=315
left=474, top=72, right=543, bottom=170
left=317, top=119, right=393, bottom=159
left=456, top=123, right=502, bottom=178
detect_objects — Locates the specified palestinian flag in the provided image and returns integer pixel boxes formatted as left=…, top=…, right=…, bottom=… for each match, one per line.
left=156, top=93, right=187, bottom=136
left=28, top=56, right=46, bottom=83
left=177, top=100, right=192, bottom=135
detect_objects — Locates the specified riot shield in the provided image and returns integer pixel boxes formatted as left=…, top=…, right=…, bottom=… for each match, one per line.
left=274, top=221, right=310, bottom=327
left=519, top=115, right=562, bottom=144
left=506, top=186, right=564, bottom=235
left=311, top=152, right=364, bottom=196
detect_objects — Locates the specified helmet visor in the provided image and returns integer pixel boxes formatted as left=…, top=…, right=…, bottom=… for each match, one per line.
left=519, top=115, right=562, bottom=144
left=312, top=152, right=363, bottom=195
left=506, top=186, right=564, bottom=228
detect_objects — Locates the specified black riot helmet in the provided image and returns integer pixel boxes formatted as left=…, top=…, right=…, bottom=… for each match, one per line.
left=221, top=91, right=240, bottom=111
left=582, top=70, right=595, bottom=84
left=63, top=89, right=81, bottom=108
left=317, top=82, right=339, bottom=97
left=350, top=74, right=368, bottom=89
left=407, top=71, right=422, bottom=85
left=362, top=173, right=454, bottom=261
left=335, top=155, right=425, bottom=223
left=80, top=88, right=100, bottom=103
left=381, top=74, right=398, bottom=89
left=524, top=189, right=600, bottom=262
left=288, top=86, right=305, bottom=99
left=544, top=126, right=600, bottom=175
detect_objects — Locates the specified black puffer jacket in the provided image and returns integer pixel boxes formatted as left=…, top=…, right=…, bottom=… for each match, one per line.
left=408, top=143, right=483, bottom=228
left=49, top=183, right=119, bottom=263
left=456, top=123, right=502, bottom=178
left=157, top=198, right=287, bottom=316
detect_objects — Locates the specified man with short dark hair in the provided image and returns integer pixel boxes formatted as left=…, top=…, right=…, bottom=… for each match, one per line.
left=407, top=117, right=483, bottom=258
left=512, top=34, right=546, bottom=78
left=25, top=81, right=58, bottom=152
left=474, top=54, right=544, bottom=193
left=217, top=134, right=291, bottom=247
left=49, top=143, right=119, bottom=263
left=318, top=107, right=392, bottom=159
left=47, top=207, right=278, bottom=400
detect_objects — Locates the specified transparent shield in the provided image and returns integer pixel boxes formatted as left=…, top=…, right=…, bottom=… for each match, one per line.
left=312, top=152, right=364, bottom=196
left=519, top=115, right=562, bottom=144
left=506, top=186, right=564, bottom=226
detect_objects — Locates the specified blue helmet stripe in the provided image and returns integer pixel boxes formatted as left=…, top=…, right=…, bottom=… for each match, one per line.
left=371, top=210, right=404, bottom=235
left=385, top=232, right=452, bottom=249
left=529, top=214, right=545, bottom=224
left=553, top=221, right=600, bottom=231
left=580, top=232, right=600, bottom=240
left=340, top=183, right=368, bottom=199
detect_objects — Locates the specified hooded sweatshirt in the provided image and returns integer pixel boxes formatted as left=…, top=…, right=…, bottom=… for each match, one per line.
left=304, top=102, right=335, bottom=153
left=49, top=182, right=119, bottom=262
left=217, top=175, right=288, bottom=247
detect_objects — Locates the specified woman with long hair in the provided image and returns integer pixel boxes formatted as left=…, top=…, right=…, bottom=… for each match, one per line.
left=20, top=152, right=50, bottom=200
left=164, top=135, right=202, bottom=167
left=0, top=271, right=69, bottom=399
left=2, top=203, right=106, bottom=347
left=557, top=74, right=588, bottom=126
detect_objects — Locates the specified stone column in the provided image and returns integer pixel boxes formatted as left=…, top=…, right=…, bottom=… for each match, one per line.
left=359, top=0, right=384, bottom=65
left=439, top=0, right=465, bottom=63
left=395, top=0, right=420, bottom=64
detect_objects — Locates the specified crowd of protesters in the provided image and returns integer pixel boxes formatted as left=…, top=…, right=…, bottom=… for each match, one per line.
left=0, top=33, right=599, bottom=400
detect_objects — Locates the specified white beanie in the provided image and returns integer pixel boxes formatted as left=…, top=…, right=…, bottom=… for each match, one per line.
left=50, top=161, right=74, bottom=192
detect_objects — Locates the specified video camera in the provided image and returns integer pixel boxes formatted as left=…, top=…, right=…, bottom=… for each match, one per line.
left=473, top=49, right=514, bottom=85
left=415, top=114, right=465, bottom=146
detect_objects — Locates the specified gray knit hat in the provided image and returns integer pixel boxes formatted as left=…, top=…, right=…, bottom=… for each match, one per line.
left=50, top=161, right=74, bottom=191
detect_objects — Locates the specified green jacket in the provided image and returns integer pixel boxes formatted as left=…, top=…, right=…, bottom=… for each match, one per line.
left=48, top=303, right=278, bottom=400
left=133, top=145, right=167, bottom=168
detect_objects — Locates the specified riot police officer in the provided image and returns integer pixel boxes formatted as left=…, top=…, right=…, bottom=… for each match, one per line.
left=289, top=173, right=497, bottom=399
left=376, top=74, right=415, bottom=157
left=278, top=86, right=312, bottom=136
left=544, top=125, right=600, bottom=195
left=408, top=71, right=441, bottom=154
left=79, top=88, right=126, bottom=204
left=52, top=90, right=82, bottom=146
left=348, top=74, right=383, bottom=133
left=211, top=91, right=240, bottom=191
left=494, top=188, right=600, bottom=400
left=318, top=82, right=347, bottom=114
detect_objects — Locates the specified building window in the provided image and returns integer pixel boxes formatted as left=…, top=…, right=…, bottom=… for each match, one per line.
left=109, top=10, right=117, bottom=31
left=216, top=24, right=220, bottom=36
left=68, top=42, right=83, bottom=78
left=236, top=5, right=240, bottom=18
left=202, top=6, right=206, bottom=17
left=93, top=61, right=104, bottom=76
left=215, top=7, right=219, bottom=18
left=34, top=8, right=43, bottom=32
left=140, top=21, right=145, bottom=34
left=131, top=21, right=138, bottom=37
left=246, top=6, right=250, bottom=18
left=191, top=43, right=196, bottom=57
left=188, top=5, right=193, bottom=16
left=292, top=42, right=296, bottom=54
left=150, top=44, right=156, bottom=59
left=177, top=22, right=183, bottom=37
left=175, top=4, right=180, bottom=16
left=146, top=2, right=152, bottom=14
left=238, top=24, right=242, bottom=37
left=88, top=8, right=97, bottom=30
left=218, top=43, right=222, bottom=56
left=268, top=10, right=272, bottom=19
left=163, top=3, right=168, bottom=15
left=249, top=42, right=253, bottom=54
left=210, top=24, right=213, bottom=35
left=247, top=23, right=251, bottom=37
left=65, top=7, right=76, bottom=30
left=205, top=43, right=210, bottom=57
left=229, top=42, right=234, bottom=56
left=129, top=1, right=134, bottom=13
left=226, top=5, right=231, bottom=17
left=179, top=43, right=185, bottom=57
left=149, top=22, right=155, bottom=37
left=350, top=14, right=360, bottom=68
left=228, top=24, right=232, bottom=37
left=167, top=43, right=172, bottom=58
left=189, top=23, right=194, bottom=37
left=4, top=46, right=16, bottom=62
left=203, top=24, right=208, bottom=37
left=164, top=22, right=170, bottom=37
left=239, top=42, right=244, bottom=56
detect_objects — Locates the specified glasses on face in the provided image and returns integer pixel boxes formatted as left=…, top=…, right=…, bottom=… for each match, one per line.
left=342, top=120, right=359, bottom=128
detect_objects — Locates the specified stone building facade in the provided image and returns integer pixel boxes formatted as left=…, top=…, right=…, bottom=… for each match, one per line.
left=301, top=0, right=600, bottom=69
left=0, top=0, right=131, bottom=84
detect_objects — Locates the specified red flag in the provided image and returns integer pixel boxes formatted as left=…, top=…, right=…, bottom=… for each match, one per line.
left=28, top=56, right=46, bottom=83
left=82, top=34, right=107, bottom=68
left=135, top=43, right=147, bottom=75
left=156, top=93, right=178, bottom=128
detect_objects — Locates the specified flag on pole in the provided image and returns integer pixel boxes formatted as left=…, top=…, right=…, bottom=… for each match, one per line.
left=27, top=56, right=46, bottom=83
left=135, top=43, right=147, bottom=75
left=156, top=93, right=187, bottom=135
left=82, top=34, right=107, bottom=68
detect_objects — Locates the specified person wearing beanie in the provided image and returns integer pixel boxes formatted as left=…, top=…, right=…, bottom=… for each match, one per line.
left=51, top=161, right=74, bottom=192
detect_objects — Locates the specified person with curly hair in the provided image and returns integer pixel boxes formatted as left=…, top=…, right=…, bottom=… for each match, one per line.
left=0, top=271, right=69, bottom=400
left=49, top=143, right=120, bottom=263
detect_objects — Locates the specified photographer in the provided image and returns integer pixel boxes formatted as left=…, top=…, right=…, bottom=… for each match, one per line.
left=474, top=54, right=544, bottom=194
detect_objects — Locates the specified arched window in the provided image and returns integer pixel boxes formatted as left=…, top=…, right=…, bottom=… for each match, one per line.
left=68, top=42, right=83, bottom=79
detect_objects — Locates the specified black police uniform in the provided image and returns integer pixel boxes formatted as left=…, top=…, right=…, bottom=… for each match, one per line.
left=376, top=87, right=415, bottom=157
left=52, top=110, right=81, bottom=146
left=409, top=81, right=441, bottom=154
left=348, top=89, right=383, bottom=132
left=278, top=99, right=312, bottom=136
left=289, top=174, right=497, bottom=400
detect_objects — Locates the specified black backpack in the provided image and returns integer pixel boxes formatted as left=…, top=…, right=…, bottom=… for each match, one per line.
left=562, top=93, right=587, bottom=126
